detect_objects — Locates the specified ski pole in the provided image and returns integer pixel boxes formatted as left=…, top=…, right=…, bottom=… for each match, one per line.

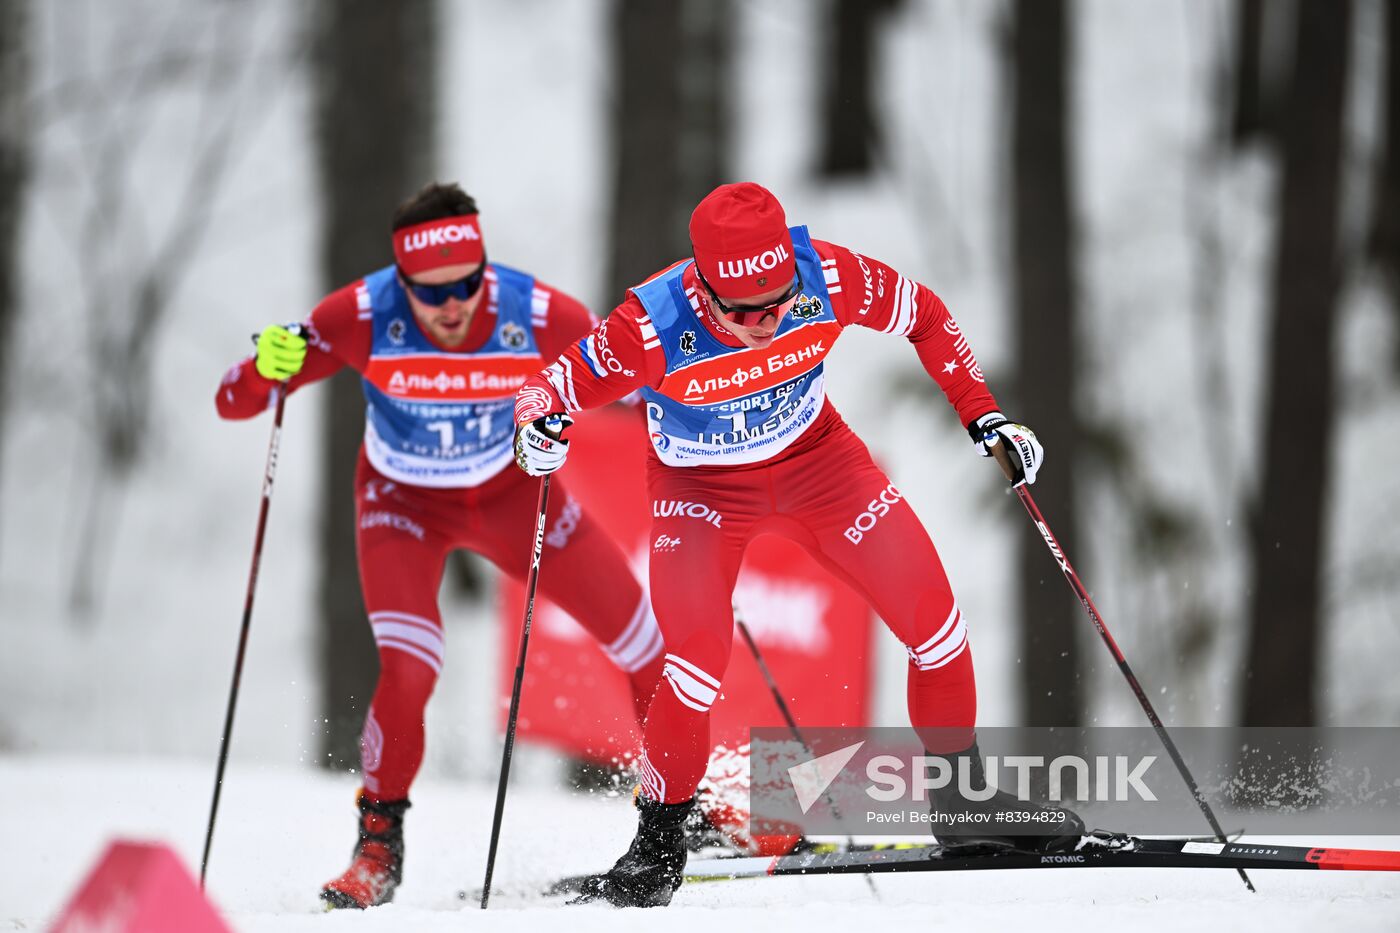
left=735, top=613, right=807, bottom=750
left=986, top=438, right=1254, bottom=893
left=480, top=473, right=552, bottom=909
left=734, top=609, right=878, bottom=898
left=200, top=377, right=291, bottom=889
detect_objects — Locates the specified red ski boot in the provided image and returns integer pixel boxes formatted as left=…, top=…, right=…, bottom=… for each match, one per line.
left=320, top=792, right=410, bottom=910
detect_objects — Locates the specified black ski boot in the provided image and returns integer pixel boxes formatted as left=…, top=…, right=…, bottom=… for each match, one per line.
left=320, top=793, right=410, bottom=910
left=571, top=795, right=694, bottom=907
left=928, top=742, right=1084, bottom=854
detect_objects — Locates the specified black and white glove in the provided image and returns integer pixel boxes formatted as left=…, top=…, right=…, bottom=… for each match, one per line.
left=514, top=413, right=573, bottom=476
left=969, top=411, right=1043, bottom=486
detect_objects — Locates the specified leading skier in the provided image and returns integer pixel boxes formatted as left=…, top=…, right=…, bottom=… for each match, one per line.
left=512, top=182, right=1084, bottom=907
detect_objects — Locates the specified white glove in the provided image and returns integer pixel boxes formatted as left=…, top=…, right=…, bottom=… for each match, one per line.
left=514, top=413, right=573, bottom=476
left=970, top=411, right=1043, bottom=486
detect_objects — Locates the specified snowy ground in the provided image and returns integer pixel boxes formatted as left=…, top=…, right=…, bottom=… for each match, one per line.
left=5, top=755, right=1399, bottom=932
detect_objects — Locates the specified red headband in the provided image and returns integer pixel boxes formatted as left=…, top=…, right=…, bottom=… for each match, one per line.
left=393, top=215, right=485, bottom=275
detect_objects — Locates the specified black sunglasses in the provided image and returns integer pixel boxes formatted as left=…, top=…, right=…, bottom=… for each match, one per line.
left=398, top=257, right=488, bottom=306
left=694, top=263, right=803, bottom=327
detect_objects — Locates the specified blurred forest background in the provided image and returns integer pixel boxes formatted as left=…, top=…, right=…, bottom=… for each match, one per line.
left=1, top=0, right=1398, bottom=784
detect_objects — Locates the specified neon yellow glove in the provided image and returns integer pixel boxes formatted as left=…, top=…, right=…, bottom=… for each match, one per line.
left=254, top=324, right=307, bottom=381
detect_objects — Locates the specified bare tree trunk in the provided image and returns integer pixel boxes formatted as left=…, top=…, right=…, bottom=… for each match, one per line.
left=0, top=0, right=27, bottom=506
left=607, top=0, right=730, bottom=303
left=312, top=0, right=437, bottom=770
left=1009, top=0, right=1083, bottom=726
left=1242, top=0, right=1351, bottom=728
left=818, top=0, right=899, bottom=177
left=1231, top=0, right=1269, bottom=146
left=1370, top=0, right=1400, bottom=325
left=1231, top=0, right=1296, bottom=150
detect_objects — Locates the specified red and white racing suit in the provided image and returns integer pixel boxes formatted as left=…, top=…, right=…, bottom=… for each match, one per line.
left=217, top=268, right=664, bottom=802
left=514, top=236, right=999, bottom=803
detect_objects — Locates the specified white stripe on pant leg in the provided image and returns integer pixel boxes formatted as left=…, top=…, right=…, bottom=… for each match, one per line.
left=638, top=752, right=666, bottom=802
left=920, top=628, right=969, bottom=669
left=601, top=597, right=649, bottom=664
left=907, top=610, right=969, bottom=671
left=369, top=612, right=447, bottom=670
left=662, top=660, right=719, bottom=712
left=370, top=620, right=445, bottom=670
left=643, top=755, right=665, bottom=802
left=912, top=603, right=961, bottom=656
left=921, top=611, right=966, bottom=666
left=911, top=611, right=966, bottom=669
left=370, top=609, right=442, bottom=633
left=376, top=637, right=443, bottom=676
left=626, top=624, right=664, bottom=673
left=663, top=653, right=720, bottom=689
left=370, top=617, right=447, bottom=654
left=361, top=711, right=384, bottom=795
left=602, top=598, right=664, bottom=673
left=663, top=670, right=714, bottom=712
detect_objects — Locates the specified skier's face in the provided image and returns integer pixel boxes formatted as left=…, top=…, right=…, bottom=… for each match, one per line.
left=400, top=261, right=488, bottom=348
left=709, top=280, right=797, bottom=349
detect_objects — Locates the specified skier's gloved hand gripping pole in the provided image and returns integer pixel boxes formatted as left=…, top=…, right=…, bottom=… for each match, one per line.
left=200, top=324, right=306, bottom=889
left=980, top=422, right=1255, bottom=893
left=514, top=412, right=573, bottom=477
left=479, top=413, right=571, bottom=908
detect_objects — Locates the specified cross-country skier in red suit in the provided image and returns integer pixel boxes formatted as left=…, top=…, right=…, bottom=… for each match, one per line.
left=215, top=183, right=669, bottom=910
left=513, top=182, right=1084, bottom=907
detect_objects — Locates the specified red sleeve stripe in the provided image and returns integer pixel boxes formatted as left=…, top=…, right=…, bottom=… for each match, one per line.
left=821, top=258, right=841, bottom=294
left=530, top=287, right=551, bottom=328
left=545, top=357, right=581, bottom=411
left=637, top=314, right=661, bottom=350
left=355, top=283, right=372, bottom=320
left=884, top=275, right=917, bottom=337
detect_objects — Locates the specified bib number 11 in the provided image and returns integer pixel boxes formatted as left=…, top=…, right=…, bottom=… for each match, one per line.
left=425, top=412, right=493, bottom=450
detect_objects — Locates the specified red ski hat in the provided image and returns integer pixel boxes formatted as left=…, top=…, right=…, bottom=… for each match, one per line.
left=689, top=183, right=796, bottom=300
